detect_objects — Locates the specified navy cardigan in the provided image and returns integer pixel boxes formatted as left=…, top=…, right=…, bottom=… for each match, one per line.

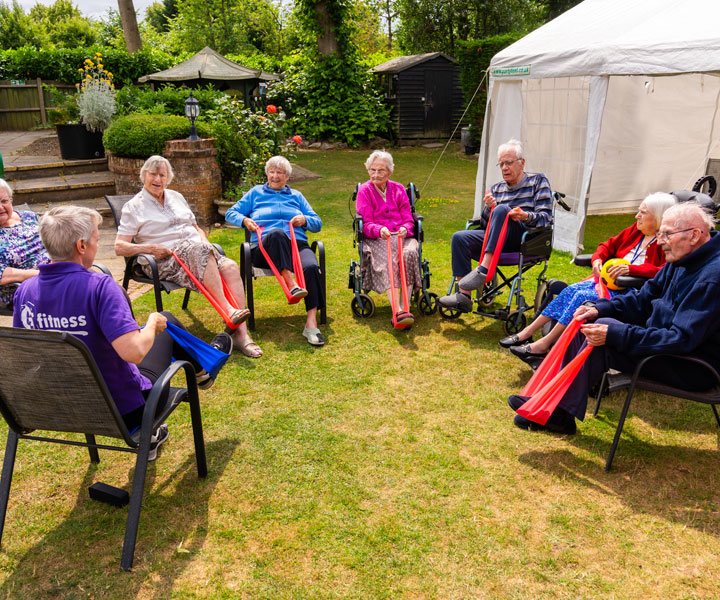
left=595, top=231, right=720, bottom=369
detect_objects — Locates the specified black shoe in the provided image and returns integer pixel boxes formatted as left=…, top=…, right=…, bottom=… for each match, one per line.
left=507, top=394, right=529, bottom=411
left=211, top=332, right=233, bottom=354
left=509, top=343, right=548, bottom=367
left=513, top=409, right=576, bottom=435
left=499, top=334, right=528, bottom=348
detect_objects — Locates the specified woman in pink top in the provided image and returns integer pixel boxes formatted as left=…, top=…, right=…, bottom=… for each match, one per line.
left=355, top=151, right=422, bottom=327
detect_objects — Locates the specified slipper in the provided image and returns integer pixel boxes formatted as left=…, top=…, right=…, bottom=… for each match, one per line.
left=236, top=337, right=263, bottom=358
left=302, top=327, right=325, bottom=346
left=290, top=286, right=308, bottom=299
left=229, top=308, right=251, bottom=325
left=394, top=311, right=414, bottom=327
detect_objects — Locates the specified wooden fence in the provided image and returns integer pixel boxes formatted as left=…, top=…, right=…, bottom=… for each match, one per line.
left=0, top=79, right=74, bottom=131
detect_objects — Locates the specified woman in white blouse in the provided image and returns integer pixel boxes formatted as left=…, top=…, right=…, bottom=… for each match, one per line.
left=114, top=155, right=261, bottom=358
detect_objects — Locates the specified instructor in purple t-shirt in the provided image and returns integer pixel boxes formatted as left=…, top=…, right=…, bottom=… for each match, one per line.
left=13, top=206, right=230, bottom=460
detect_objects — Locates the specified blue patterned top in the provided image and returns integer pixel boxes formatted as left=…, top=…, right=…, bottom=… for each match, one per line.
left=0, top=211, right=50, bottom=306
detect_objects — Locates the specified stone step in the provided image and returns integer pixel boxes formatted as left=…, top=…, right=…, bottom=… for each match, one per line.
left=10, top=172, right=116, bottom=205
left=22, top=196, right=114, bottom=221
left=4, top=157, right=109, bottom=181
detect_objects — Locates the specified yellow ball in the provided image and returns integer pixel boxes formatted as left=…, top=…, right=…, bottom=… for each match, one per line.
left=600, top=258, right=630, bottom=290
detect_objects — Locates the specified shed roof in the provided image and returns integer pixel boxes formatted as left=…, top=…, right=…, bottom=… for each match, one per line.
left=138, top=47, right=279, bottom=83
left=372, top=52, right=457, bottom=74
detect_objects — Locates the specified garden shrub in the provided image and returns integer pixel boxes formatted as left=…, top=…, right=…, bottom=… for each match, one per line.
left=456, top=33, right=525, bottom=141
left=102, top=114, right=212, bottom=157
left=115, top=84, right=225, bottom=117
left=0, top=45, right=175, bottom=85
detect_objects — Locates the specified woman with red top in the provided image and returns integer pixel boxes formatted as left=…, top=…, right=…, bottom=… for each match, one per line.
left=356, top=151, right=421, bottom=327
left=504, top=192, right=676, bottom=365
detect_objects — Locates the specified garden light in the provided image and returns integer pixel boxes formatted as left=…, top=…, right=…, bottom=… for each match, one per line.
left=184, top=92, right=200, bottom=141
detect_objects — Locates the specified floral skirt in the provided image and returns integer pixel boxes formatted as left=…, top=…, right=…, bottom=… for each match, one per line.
left=361, top=237, right=421, bottom=294
left=542, top=279, right=621, bottom=326
left=141, top=240, right=232, bottom=292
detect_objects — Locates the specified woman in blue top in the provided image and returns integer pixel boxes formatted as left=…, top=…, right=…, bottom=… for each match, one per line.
left=225, top=156, right=325, bottom=346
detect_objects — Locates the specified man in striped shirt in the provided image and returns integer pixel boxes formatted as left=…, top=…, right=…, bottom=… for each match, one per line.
left=439, top=139, right=552, bottom=313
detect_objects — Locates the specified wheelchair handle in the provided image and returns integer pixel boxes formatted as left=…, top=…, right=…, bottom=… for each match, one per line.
left=553, top=191, right=571, bottom=212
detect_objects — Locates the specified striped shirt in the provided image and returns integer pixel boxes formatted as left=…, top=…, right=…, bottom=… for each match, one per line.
left=485, top=172, right=553, bottom=228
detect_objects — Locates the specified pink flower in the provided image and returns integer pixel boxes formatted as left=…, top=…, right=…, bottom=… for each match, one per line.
left=292, top=135, right=302, bottom=145
left=266, top=104, right=277, bottom=114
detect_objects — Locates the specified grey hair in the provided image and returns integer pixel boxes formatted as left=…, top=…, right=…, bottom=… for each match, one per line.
left=139, top=155, right=174, bottom=185
left=364, top=150, right=394, bottom=173
left=662, top=201, right=715, bottom=233
left=39, top=205, right=103, bottom=261
left=0, top=178, right=12, bottom=198
left=642, top=192, right=676, bottom=228
left=498, top=139, right=523, bottom=160
left=265, top=155, right=292, bottom=177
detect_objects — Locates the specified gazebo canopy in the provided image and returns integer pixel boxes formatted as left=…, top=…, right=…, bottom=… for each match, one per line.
left=139, top=47, right=279, bottom=83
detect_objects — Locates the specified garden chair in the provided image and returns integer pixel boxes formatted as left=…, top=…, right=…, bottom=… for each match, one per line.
left=105, top=195, right=226, bottom=312
left=593, top=354, right=720, bottom=471
left=239, top=227, right=326, bottom=331
left=0, top=325, right=207, bottom=571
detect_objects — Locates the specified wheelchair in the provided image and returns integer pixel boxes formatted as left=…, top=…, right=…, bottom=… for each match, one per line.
left=439, top=191, right=571, bottom=335
left=348, top=182, right=439, bottom=319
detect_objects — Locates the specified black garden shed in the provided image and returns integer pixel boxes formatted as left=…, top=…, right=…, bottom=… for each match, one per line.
left=373, top=52, right=464, bottom=140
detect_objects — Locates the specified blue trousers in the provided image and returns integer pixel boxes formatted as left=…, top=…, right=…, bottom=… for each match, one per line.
left=556, top=318, right=718, bottom=421
left=450, top=204, right=526, bottom=277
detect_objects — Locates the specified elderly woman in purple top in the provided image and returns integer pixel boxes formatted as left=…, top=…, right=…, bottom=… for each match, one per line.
left=0, top=178, right=49, bottom=309
left=356, top=151, right=421, bottom=327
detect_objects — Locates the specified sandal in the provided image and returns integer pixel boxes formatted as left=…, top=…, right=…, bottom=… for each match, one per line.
left=229, top=308, right=251, bottom=325
left=289, top=286, right=308, bottom=299
left=302, top=327, right=325, bottom=346
left=236, top=337, right=263, bottom=358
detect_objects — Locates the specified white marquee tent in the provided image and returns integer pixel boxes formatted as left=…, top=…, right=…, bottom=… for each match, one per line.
left=475, top=0, right=720, bottom=253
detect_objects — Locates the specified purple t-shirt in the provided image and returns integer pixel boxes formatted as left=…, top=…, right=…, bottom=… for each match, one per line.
left=13, top=262, right=151, bottom=415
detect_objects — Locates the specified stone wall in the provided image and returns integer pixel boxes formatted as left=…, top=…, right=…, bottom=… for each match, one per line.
left=107, top=138, right=223, bottom=227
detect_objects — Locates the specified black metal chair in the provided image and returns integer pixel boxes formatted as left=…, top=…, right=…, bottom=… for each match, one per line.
left=592, top=354, right=720, bottom=472
left=349, top=182, right=438, bottom=319
left=0, top=326, right=207, bottom=571
left=239, top=225, right=326, bottom=332
left=105, top=195, right=226, bottom=312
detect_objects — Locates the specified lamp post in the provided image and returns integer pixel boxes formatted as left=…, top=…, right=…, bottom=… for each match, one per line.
left=184, top=92, right=200, bottom=141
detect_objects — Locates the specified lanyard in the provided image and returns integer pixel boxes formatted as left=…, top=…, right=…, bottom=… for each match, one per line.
left=629, top=235, right=655, bottom=264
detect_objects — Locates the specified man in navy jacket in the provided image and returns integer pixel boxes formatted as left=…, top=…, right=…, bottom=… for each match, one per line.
left=509, top=201, right=720, bottom=434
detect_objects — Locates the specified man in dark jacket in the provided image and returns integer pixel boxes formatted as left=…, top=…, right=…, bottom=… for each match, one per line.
left=509, top=201, right=720, bottom=434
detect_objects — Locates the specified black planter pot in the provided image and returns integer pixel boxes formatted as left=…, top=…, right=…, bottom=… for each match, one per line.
left=56, top=123, right=105, bottom=160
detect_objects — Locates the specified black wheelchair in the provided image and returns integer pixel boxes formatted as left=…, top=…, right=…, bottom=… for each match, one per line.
left=348, top=182, right=439, bottom=319
left=439, top=191, right=571, bottom=335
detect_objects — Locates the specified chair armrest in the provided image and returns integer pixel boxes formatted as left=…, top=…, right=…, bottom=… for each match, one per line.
left=91, top=262, right=112, bottom=276
left=353, top=215, right=364, bottom=246
left=574, top=254, right=593, bottom=267
left=465, top=219, right=485, bottom=230
left=615, top=275, right=648, bottom=289
left=633, top=354, right=720, bottom=388
left=139, top=360, right=199, bottom=439
left=212, top=243, right=226, bottom=257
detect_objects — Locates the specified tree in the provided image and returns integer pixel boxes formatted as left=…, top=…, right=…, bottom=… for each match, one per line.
left=117, top=0, right=142, bottom=52
left=144, top=0, right=177, bottom=32
left=0, top=1, right=46, bottom=49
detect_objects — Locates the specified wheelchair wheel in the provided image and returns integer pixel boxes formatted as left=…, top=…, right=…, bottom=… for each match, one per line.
left=418, top=292, right=439, bottom=315
left=478, top=275, right=498, bottom=308
left=504, top=310, right=527, bottom=335
left=439, top=304, right=462, bottom=319
left=351, top=293, right=375, bottom=318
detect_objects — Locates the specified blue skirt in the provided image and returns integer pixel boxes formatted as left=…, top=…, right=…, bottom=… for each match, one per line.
left=542, top=279, right=621, bottom=326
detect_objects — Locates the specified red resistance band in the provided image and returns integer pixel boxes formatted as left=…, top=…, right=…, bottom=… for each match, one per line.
left=517, top=317, right=594, bottom=425
left=255, top=224, right=306, bottom=304
left=171, top=251, right=242, bottom=330
left=385, top=234, right=410, bottom=329
left=477, top=206, right=512, bottom=285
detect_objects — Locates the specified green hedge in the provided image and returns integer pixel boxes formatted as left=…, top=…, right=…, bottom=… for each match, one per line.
left=0, top=45, right=176, bottom=85
left=102, top=114, right=213, bottom=157
left=456, top=33, right=525, bottom=142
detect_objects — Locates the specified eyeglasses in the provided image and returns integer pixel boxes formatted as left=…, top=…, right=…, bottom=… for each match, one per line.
left=656, top=227, right=696, bottom=241
left=496, top=159, right=521, bottom=168
left=368, top=168, right=388, bottom=175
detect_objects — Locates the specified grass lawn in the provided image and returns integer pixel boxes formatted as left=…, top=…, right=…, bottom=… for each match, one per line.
left=2, top=146, right=720, bottom=599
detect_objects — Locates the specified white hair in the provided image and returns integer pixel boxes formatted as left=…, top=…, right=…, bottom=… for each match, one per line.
left=139, top=155, right=174, bottom=185
left=642, top=192, right=676, bottom=227
left=497, top=139, right=523, bottom=160
left=0, top=178, right=12, bottom=198
left=39, top=205, right=103, bottom=261
left=265, top=155, right=292, bottom=177
left=364, top=150, right=394, bottom=173
left=662, top=201, right=715, bottom=233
